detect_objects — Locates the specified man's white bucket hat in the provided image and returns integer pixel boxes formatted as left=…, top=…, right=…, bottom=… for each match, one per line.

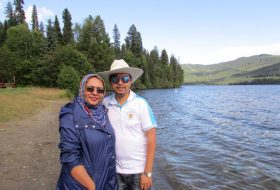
left=97, top=59, right=143, bottom=83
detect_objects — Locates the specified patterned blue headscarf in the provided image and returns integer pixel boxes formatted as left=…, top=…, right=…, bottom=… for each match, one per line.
left=77, top=74, right=107, bottom=127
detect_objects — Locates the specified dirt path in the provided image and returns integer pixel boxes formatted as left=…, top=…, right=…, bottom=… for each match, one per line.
left=0, top=99, right=68, bottom=190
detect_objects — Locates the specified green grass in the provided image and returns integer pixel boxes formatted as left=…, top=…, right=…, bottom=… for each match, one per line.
left=0, top=87, right=69, bottom=123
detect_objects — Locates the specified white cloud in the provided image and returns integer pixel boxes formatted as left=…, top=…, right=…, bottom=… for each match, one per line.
left=25, top=5, right=55, bottom=24
left=0, top=0, right=5, bottom=14
left=0, top=0, right=5, bottom=8
left=25, top=5, right=33, bottom=23
left=0, top=0, right=8, bottom=21
left=185, top=43, right=280, bottom=65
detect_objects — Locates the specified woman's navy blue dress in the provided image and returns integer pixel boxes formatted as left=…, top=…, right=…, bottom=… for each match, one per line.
left=56, top=99, right=118, bottom=190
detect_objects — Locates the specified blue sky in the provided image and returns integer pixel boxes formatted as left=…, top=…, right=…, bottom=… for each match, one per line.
left=1, top=0, right=280, bottom=65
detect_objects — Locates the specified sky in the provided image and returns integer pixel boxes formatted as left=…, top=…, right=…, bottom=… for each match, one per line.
left=1, top=0, right=280, bottom=65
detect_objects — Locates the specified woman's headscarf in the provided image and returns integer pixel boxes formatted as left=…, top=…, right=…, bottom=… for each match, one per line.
left=76, top=74, right=107, bottom=127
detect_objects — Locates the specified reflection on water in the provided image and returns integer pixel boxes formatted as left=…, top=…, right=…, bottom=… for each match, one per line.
left=138, top=85, right=280, bottom=190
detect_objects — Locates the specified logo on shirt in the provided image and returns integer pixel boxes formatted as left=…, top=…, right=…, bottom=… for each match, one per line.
left=128, top=113, right=134, bottom=119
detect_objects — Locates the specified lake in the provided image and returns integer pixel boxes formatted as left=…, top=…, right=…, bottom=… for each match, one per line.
left=137, top=85, right=280, bottom=190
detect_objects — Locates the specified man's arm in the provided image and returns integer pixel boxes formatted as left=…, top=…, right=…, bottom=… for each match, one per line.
left=141, top=127, right=156, bottom=190
left=144, top=127, right=156, bottom=174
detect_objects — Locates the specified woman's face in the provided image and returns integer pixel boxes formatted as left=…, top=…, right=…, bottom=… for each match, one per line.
left=84, top=77, right=105, bottom=106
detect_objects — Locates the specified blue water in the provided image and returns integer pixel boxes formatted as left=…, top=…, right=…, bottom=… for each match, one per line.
left=138, top=85, right=280, bottom=190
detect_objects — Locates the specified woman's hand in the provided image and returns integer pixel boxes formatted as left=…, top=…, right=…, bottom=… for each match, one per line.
left=87, top=182, right=95, bottom=190
left=71, top=165, right=95, bottom=190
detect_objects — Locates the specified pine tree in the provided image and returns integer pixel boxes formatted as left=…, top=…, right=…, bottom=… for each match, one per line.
left=160, top=49, right=169, bottom=87
left=170, top=55, right=183, bottom=87
left=62, top=8, right=73, bottom=44
left=13, top=0, right=25, bottom=24
left=149, top=47, right=160, bottom=87
left=46, top=19, right=56, bottom=50
left=160, top=49, right=169, bottom=65
left=76, top=16, right=94, bottom=52
left=92, top=15, right=110, bottom=44
left=31, top=5, right=39, bottom=31
left=0, top=22, right=4, bottom=46
left=54, top=15, right=63, bottom=45
left=5, top=2, right=16, bottom=26
left=89, top=15, right=113, bottom=72
left=170, top=55, right=177, bottom=86
left=73, top=23, right=81, bottom=43
left=113, top=24, right=121, bottom=58
left=39, top=21, right=45, bottom=34
left=0, top=21, right=8, bottom=46
left=135, top=32, right=143, bottom=57
left=125, top=24, right=143, bottom=57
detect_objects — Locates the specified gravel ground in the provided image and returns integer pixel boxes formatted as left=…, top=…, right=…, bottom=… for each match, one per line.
left=0, top=99, right=67, bottom=190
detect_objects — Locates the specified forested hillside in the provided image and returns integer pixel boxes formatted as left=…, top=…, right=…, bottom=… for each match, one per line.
left=182, top=54, right=280, bottom=84
left=0, top=1, right=184, bottom=93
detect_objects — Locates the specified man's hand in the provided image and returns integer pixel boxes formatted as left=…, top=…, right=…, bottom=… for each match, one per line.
left=140, top=173, right=152, bottom=190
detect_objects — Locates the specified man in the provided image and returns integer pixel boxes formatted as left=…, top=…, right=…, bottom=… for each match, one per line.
left=98, top=59, right=157, bottom=190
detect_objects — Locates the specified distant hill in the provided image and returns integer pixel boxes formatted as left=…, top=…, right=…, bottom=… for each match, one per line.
left=181, top=54, right=280, bottom=84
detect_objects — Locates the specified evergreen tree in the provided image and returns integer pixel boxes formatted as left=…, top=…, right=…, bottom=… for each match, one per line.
left=39, top=21, right=45, bottom=34
left=92, top=15, right=110, bottom=44
left=88, top=15, right=113, bottom=72
left=54, top=15, right=63, bottom=45
left=13, top=0, right=25, bottom=24
left=73, top=23, right=81, bottom=43
left=170, top=55, right=184, bottom=87
left=141, top=49, right=151, bottom=88
left=30, top=30, right=46, bottom=57
left=149, top=47, right=160, bottom=87
left=0, top=21, right=8, bottom=46
left=135, top=31, right=143, bottom=57
left=0, top=46, right=16, bottom=83
left=46, top=19, right=56, bottom=50
left=0, top=22, right=3, bottom=46
left=5, top=1, right=16, bottom=26
left=166, top=64, right=174, bottom=87
left=113, top=24, right=121, bottom=58
left=160, top=49, right=169, bottom=65
left=31, top=5, right=39, bottom=31
left=170, top=55, right=177, bottom=87
left=62, top=8, right=73, bottom=44
left=160, top=49, right=169, bottom=87
left=125, top=24, right=143, bottom=57
left=76, top=16, right=94, bottom=52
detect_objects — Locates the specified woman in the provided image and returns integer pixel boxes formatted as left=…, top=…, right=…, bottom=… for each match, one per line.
left=56, top=74, right=118, bottom=190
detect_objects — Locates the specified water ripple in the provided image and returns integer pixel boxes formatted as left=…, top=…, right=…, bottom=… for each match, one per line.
left=140, top=85, right=280, bottom=190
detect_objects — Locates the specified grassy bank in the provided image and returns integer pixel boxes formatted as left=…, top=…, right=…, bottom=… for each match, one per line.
left=0, top=87, right=69, bottom=123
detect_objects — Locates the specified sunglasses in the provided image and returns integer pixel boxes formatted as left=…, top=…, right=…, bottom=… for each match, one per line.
left=86, top=86, right=105, bottom=94
left=111, top=76, right=130, bottom=84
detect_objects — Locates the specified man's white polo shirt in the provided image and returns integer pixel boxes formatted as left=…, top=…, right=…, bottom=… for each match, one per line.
left=103, top=90, right=157, bottom=174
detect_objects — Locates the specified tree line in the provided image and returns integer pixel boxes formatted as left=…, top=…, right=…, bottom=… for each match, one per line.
left=0, top=1, right=184, bottom=93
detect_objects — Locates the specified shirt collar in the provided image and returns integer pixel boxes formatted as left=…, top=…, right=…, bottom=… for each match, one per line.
left=109, top=90, right=136, bottom=106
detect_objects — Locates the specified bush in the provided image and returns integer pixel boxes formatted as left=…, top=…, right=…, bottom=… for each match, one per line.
left=57, top=65, right=81, bottom=95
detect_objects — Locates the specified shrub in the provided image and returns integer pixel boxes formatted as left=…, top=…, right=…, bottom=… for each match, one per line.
left=57, top=65, right=81, bottom=95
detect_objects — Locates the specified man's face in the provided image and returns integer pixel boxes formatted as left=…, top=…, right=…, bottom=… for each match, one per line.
left=110, top=73, right=131, bottom=97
